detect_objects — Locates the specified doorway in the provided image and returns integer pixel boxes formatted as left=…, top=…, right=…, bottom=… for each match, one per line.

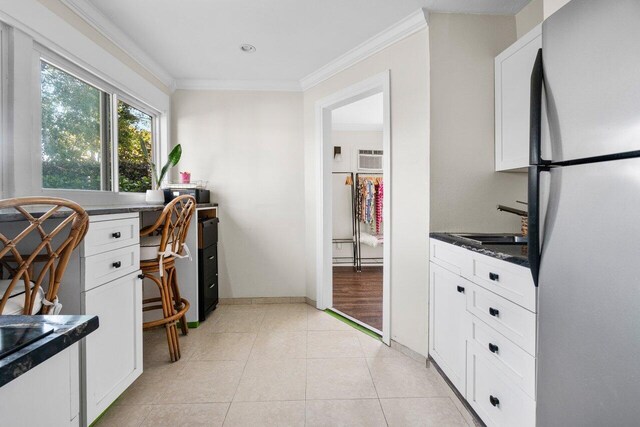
left=315, top=72, right=391, bottom=344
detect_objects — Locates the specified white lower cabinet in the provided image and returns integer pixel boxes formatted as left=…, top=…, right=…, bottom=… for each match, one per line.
left=467, top=341, right=536, bottom=427
left=0, top=344, right=79, bottom=427
left=429, top=238, right=537, bottom=427
left=429, top=262, right=468, bottom=394
left=83, top=272, right=143, bottom=425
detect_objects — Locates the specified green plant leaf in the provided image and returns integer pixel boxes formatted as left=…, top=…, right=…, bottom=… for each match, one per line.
left=157, top=144, right=182, bottom=185
left=168, top=144, right=182, bottom=166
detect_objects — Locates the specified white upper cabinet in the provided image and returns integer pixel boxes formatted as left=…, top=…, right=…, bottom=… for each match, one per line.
left=495, top=25, right=542, bottom=171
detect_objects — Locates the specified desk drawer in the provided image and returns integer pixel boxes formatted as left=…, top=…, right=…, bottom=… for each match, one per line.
left=468, top=315, right=536, bottom=399
left=467, top=283, right=536, bottom=356
left=82, top=245, right=140, bottom=291
left=82, top=216, right=139, bottom=257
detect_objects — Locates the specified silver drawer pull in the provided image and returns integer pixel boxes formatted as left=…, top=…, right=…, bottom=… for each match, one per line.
left=208, top=255, right=214, bottom=260
left=209, top=282, right=216, bottom=289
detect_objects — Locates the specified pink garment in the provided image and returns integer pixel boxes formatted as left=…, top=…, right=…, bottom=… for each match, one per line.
left=375, top=181, right=383, bottom=234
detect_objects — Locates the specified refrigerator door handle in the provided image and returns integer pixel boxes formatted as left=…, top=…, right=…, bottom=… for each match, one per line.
left=528, top=165, right=550, bottom=286
left=530, top=48, right=548, bottom=166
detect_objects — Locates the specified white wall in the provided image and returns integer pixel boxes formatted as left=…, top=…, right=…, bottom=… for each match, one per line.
left=516, top=0, right=543, bottom=38
left=429, top=14, right=527, bottom=233
left=331, top=130, right=383, bottom=262
left=172, top=90, right=306, bottom=299
left=304, top=29, right=430, bottom=356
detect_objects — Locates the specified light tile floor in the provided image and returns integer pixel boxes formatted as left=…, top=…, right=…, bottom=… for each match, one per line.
left=96, top=304, right=478, bottom=427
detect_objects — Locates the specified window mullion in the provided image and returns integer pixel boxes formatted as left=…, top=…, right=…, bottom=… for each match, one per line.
left=111, top=92, right=119, bottom=192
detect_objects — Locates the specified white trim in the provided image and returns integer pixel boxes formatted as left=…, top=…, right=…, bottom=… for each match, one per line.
left=301, top=9, right=428, bottom=91
left=332, top=123, right=384, bottom=132
left=60, top=0, right=175, bottom=89
left=175, top=79, right=302, bottom=92
left=314, top=71, right=392, bottom=345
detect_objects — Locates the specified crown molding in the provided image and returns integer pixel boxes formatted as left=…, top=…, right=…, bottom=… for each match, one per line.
left=60, top=0, right=175, bottom=89
left=300, top=8, right=429, bottom=91
left=175, top=79, right=302, bottom=92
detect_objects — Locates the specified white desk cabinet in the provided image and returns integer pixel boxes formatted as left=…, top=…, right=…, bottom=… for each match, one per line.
left=495, top=25, right=542, bottom=171
left=58, top=212, right=143, bottom=425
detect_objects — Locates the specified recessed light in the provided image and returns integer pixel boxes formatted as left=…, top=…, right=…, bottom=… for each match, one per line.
left=240, top=44, right=256, bottom=53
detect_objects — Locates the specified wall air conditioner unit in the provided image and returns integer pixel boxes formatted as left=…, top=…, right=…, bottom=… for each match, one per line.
left=357, top=149, right=383, bottom=172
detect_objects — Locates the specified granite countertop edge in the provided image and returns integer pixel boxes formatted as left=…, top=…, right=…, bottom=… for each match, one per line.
left=429, top=232, right=530, bottom=268
left=0, top=202, right=218, bottom=222
left=0, top=315, right=99, bottom=388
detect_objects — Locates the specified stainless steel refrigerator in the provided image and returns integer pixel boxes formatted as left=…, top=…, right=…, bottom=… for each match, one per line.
left=529, top=0, right=640, bottom=425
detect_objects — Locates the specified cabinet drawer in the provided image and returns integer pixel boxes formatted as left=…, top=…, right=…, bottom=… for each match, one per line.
left=82, top=216, right=139, bottom=257
left=466, top=283, right=536, bottom=356
left=467, top=340, right=536, bottom=427
left=82, top=245, right=140, bottom=291
left=467, top=252, right=536, bottom=312
left=201, top=244, right=218, bottom=279
left=430, top=239, right=471, bottom=276
left=468, top=315, right=536, bottom=399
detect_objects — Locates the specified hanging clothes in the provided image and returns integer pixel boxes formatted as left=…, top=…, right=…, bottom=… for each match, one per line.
left=356, top=176, right=383, bottom=234
left=375, top=180, right=383, bottom=234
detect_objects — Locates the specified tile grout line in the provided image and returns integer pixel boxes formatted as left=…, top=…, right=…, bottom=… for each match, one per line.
left=222, top=310, right=262, bottom=424
left=358, top=336, right=389, bottom=426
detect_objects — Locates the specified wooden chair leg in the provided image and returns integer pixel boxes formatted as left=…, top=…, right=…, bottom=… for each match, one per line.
left=169, top=267, right=189, bottom=336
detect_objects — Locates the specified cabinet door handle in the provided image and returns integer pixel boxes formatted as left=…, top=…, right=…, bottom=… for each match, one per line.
left=489, top=307, right=500, bottom=317
left=456, top=286, right=465, bottom=294
left=138, top=273, right=145, bottom=279
left=208, top=255, right=214, bottom=260
left=112, top=261, right=122, bottom=268
left=488, top=343, right=499, bottom=354
left=209, top=282, right=216, bottom=289
left=489, top=395, right=500, bottom=407
left=112, top=232, right=121, bottom=239
left=489, top=272, right=499, bottom=281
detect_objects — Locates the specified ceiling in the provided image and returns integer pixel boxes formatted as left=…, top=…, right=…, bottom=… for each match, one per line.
left=83, top=0, right=531, bottom=87
left=332, top=93, right=383, bottom=131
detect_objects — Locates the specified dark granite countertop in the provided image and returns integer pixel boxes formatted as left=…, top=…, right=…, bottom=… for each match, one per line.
left=0, top=315, right=98, bottom=388
left=0, top=202, right=218, bottom=223
left=430, top=232, right=530, bottom=268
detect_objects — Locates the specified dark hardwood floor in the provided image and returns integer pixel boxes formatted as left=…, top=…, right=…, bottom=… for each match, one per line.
left=332, top=266, right=383, bottom=331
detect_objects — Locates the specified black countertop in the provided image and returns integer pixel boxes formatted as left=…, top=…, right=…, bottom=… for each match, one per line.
left=0, top=202, right=218, bottom=223
left=0, top=315, right=99, bottom=388
left=430, top=232, right=530, bottom=268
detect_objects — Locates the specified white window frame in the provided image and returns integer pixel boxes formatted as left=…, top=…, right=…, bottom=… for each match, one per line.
left=0, top=23, right=9, bottom=199
left=34, top=43, right=161, bottom=196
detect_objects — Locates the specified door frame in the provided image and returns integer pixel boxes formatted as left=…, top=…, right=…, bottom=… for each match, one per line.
left=314, top=71, right=391, bottom=345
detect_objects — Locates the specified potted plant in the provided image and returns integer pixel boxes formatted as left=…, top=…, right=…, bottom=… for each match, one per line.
left=140, top=142, right=182, bottom=204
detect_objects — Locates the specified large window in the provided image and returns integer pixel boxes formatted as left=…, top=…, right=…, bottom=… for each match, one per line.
left=40, top=59, right=157, bottom=193
left=41, top=61, right=111, bottom=191
left=118, top=101, right=152, bottom=193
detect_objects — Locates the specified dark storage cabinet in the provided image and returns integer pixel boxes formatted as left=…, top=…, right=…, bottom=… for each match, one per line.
left=198, top=218, right=219, bottom=321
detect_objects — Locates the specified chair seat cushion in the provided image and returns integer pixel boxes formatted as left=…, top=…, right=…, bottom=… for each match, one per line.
left=140, top=235, right=173, bottom=261
left=0, top=279, right=44, bottom=315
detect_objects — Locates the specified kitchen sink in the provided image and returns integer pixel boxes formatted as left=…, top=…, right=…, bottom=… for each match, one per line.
left=452, top=233, right=528, bottom=245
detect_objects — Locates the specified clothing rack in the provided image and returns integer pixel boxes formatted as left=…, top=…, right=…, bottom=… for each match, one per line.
left=332, top=172, right=357, bottom=268
left=354, top=173, right=383, bottom=271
